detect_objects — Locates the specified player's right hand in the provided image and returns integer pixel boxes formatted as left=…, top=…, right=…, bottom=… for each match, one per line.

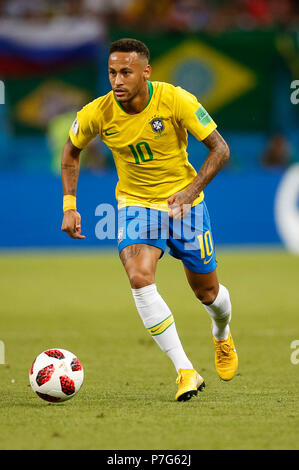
left=61, top=210, right=86, bottom=239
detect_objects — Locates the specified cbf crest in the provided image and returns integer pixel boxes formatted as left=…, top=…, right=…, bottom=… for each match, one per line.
left=150, top=118, right=164, bottom=133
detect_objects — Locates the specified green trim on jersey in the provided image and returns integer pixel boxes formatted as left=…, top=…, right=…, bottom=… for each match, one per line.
left=114, top=81, right=153, bottom=113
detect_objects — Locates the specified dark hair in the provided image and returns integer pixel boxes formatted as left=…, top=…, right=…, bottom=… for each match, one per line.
left=109, top=38, right=150, bottom=62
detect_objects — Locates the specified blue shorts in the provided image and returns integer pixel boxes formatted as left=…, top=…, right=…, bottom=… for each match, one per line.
left=117, top=201, right=217, bottom=274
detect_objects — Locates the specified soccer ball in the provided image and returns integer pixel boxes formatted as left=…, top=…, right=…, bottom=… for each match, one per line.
left=29, top=348, right=84, bottom=403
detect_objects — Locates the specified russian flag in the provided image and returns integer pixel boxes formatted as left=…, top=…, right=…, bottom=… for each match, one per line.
left=0, top=18, right=103, bottom=77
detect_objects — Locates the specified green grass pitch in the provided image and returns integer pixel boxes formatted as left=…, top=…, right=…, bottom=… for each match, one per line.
left=0, top=249, right=298, bottom=450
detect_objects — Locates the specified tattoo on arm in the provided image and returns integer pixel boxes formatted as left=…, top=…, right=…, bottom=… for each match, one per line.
left=61, top=139, right=81, bottom=197
left=187, top=129, right=230, bottom=200
left=61, top=163, right=79, bottom=196
left=61, top=163, right=76, bottom=169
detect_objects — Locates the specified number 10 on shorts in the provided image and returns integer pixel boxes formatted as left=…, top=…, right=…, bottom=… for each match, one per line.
left=197, top=230, right=213, bottom=258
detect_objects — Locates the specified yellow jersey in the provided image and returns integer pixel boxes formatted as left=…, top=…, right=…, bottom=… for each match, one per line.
left=69, top=81, right=217, bottom=211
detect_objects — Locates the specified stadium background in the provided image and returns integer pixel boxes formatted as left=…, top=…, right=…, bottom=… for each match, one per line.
left=0, top=0, right=299, bottom=452
left=0, top=0, right=299, bottom=251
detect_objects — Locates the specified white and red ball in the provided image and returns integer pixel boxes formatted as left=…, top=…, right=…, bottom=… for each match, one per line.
left=29, top=348, right=84, bottom=403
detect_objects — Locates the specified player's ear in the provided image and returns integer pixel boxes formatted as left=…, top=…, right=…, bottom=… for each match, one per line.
left=143, top=64, right=151, bottom=80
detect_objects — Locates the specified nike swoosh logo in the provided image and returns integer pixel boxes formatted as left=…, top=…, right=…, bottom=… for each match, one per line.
left=204, top=256, right=213, bottom=265
left=104, top=130, right=119, bottom=136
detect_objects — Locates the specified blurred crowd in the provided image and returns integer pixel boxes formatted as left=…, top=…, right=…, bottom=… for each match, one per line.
left=0, top=0, right=298, bottom=32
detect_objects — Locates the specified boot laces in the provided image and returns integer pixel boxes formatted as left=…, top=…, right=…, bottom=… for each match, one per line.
left=215, top=342, right=232, bottom=364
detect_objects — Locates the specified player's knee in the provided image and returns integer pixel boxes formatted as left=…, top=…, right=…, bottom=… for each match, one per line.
left=127, top=270, right=155, bottom=289
left=194, top=285, right=218, bottom=305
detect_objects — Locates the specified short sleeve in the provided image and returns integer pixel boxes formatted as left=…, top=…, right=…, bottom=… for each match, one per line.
left=69, top=101, right=99, bottom=149
left=174, top=86, right=217, bottom=141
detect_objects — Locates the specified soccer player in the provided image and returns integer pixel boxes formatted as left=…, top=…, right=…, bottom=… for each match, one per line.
left=61, top=38, right=238, bottom=401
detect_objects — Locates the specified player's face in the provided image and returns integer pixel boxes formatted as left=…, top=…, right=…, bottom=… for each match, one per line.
left=108, top=51, right=151, bottom=103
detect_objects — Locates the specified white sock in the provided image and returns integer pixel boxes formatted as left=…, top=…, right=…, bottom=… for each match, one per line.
left=132, top=284, right=193, bottom=372
left=201, top=284, right=232, bottom=340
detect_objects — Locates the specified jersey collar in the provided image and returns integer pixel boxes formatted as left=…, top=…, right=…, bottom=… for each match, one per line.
left=114, top=80, right=153, bottom=114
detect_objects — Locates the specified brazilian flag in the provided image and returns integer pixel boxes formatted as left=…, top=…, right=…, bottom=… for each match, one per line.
left=110, top=30, right=288, bottom=132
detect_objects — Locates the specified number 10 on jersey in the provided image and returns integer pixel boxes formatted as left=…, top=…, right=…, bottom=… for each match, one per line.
left=129, top=142, right=153, bottom=164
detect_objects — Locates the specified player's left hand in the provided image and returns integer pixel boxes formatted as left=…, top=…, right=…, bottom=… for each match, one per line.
left=168, top=190, right=194, bottom=219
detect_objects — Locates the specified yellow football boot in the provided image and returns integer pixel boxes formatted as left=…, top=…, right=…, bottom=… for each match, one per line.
left=213, top=331, right=238, bottom=381
left=175, top=368, right=205, bottom=402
